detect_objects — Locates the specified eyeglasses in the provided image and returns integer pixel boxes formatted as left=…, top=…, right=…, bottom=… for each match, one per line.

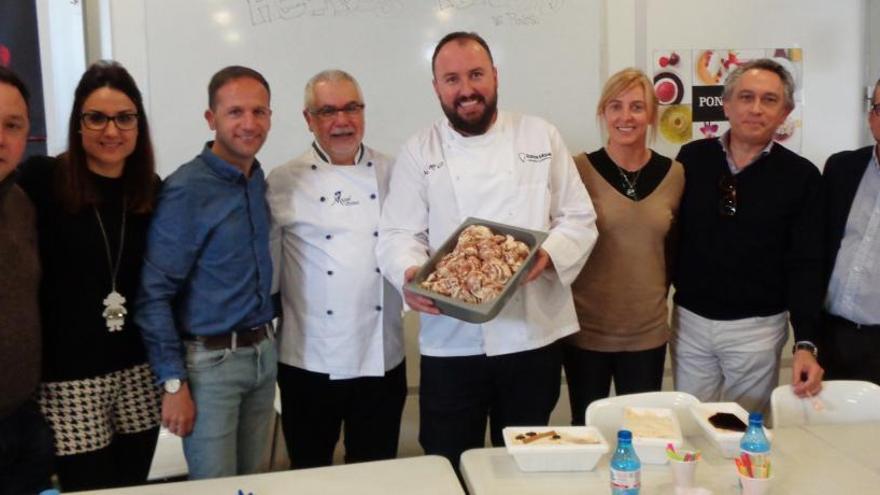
left=870, top=103, right=880, bottom=117
left=81, top=112, right=139, bottom=131
left=308, top=103, right=365, bottom=120
left=718, top=174, right=737, bottom=217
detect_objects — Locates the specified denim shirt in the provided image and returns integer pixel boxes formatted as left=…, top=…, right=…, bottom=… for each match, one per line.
left=136, top=143, right=274, bottom=383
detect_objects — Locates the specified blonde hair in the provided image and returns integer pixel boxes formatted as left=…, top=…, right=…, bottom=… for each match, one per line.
left=596, top=68, right=658, bottom=143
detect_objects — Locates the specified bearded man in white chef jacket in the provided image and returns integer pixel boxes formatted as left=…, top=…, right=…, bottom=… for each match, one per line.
left=267, top=70, right=406, bottom=468
left=376, top=32, right=598, bottom=468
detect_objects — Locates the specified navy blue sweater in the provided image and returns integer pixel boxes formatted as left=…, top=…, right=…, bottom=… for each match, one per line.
left=673, top=138, right=824, bottom=343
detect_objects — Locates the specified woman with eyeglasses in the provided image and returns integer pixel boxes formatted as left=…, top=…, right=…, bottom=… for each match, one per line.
left=561, top=68, right=684, bottom=424
left=18, top=60, right=161, bottom=491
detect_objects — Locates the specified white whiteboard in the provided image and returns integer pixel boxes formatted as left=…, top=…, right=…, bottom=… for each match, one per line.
left=107, top=0, right=602, bottom=177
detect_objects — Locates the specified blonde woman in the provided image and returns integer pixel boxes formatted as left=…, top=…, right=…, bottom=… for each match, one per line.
left=563, top=68, right=684, bottom=424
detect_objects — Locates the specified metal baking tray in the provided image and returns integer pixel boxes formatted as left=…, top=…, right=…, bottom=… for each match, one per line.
left=405, top=217, right=548, bottom=323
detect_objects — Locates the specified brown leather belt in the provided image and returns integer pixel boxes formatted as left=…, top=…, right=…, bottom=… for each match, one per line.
left=183, top=322, right=273, bottom=351
left=824, top=312, right=880, bottom=332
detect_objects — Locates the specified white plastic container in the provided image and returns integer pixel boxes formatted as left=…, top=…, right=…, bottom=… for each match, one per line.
left=689, top=402, right=774, bottom=458
left=502, top=426, right=609, bottom=472
left=621, top=406, right=683, bottom=464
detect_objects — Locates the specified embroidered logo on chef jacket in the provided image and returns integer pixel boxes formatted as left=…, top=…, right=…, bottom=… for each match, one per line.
left=332, top=190, right=360, bottom=206
left=518, top=152, right=552, bottom=163
left=423, top=161, right=445, bottom=176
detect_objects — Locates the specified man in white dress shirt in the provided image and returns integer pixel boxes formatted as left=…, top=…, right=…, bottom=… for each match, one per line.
left=376, top=32, right=598, bottom=467
left=267, top=70, right=405, bottom=468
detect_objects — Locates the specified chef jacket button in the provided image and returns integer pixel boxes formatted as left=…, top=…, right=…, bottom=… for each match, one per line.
left=327, top=270, right=333, bottom=275
left=370, top=193, right=376, bottom=200
left=311, top=164, right=317, bottom=170
left=326, top=234, right=332, bottom=240
left=373, top=231, right=378, bottom=237
left=320, top=196, right=326, bottom=202
left=367, top=161, right=373, bottom=167
left=375, top=267, right=381, bottom=273
left=327, top=309, right=333, bottom=315
left=375, top=305, right=382, bottom=311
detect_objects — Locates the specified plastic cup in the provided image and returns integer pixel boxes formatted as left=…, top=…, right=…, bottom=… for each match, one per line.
left=669, top=458, right=697, bottom=487
left=738, top=473, right=772, bottom=495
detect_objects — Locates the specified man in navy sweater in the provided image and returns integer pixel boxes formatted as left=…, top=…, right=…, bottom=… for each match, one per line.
left=672, top=59, right=824, bottom=413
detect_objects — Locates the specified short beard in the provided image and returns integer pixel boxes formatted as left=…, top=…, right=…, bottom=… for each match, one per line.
left=441, top=93, right=498, bottom=136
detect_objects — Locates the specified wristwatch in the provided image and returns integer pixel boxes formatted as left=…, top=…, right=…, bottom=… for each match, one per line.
left=792, top=341, right=818, bottom=358
left=163, top=378, right=182, bottom=394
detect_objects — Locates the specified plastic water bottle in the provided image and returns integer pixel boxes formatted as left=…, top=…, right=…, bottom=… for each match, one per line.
left=610, top=429, right=641, bottom=494
left=740, top=412, right=771, bottom=476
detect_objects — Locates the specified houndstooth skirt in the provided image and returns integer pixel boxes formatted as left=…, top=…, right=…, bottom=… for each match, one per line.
left=37, top=363, right=161, bottom=455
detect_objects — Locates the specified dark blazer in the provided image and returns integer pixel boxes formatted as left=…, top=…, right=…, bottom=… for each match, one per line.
left=823, top=145, right=874, bottom=283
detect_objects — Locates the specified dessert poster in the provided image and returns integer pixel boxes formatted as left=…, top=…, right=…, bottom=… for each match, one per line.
left=651, top=48, right=803, bottom=157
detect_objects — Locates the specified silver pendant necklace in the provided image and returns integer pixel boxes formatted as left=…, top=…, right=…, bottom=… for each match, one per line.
left=94, top=200, right=127, bottom=332
left=616, top=165, right=643, bottom=200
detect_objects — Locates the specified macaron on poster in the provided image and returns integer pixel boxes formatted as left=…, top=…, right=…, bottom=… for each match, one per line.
left=651, top=48, right=803, bottom=157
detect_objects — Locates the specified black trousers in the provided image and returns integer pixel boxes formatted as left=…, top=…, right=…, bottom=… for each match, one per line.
left=55, top=426, right=160, bottom=491
left=562, top=343, right=667, bottom=425
left=0, top=400, right=54, bottom=495
left=819, top=313, right=880, bottom=385
left=277, top=360, right=407, bottom=469
left=419, top=341, right=562, bottom=469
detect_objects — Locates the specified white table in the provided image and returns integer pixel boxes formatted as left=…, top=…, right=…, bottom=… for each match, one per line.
left=73, top=455, right=464, bottom=494
left=460, top=424, right=880, bottom=494
left=799, top=423, right=880, bottom=473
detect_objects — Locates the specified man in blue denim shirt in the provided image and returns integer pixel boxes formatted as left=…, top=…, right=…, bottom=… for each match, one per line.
left=136, top=66, right=276, bottom=479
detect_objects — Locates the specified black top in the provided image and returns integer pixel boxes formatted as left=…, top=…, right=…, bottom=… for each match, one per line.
left=672, top=138, right=824, bottom=343
left=587, top=148, right=672, bottom=201
left=17, top=155, right=156, bottom=381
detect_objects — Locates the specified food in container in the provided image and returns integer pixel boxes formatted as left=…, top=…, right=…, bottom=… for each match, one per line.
left=621, top=406, right=683, bottom=464
left=503, top=426, right=609, bottom=472
left=405, top=217, right=547, bottom=323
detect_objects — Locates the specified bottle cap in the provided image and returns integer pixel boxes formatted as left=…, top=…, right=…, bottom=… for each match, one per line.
left=618, top=429, right=632, bottom=441
left=748, top=412, right=763, bottom=423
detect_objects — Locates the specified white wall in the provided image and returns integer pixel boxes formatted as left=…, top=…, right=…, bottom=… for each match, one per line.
left=35, top=0, right=86, bottom=155
left=867, top=0, right=880, bottom=143
left=41, top=1, right=874, bottom=166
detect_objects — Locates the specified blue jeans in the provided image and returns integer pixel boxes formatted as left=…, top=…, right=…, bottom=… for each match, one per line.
left=182, top=335, right=277, bottom=479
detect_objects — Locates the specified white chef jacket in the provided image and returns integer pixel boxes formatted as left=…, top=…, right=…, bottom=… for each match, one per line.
left=376, top=111, right=598, bottom=357
left=267, top=143, right=404, bottom=378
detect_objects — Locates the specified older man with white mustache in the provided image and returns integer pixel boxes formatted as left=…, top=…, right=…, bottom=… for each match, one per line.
left=266, top=69, right=406, bottom=469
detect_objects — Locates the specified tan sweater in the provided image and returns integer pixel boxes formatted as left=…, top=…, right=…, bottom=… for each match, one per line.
left=565, top=153, right=684, bottom=352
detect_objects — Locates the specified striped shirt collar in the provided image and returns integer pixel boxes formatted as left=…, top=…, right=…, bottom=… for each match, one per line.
left=718, top=130, right=774, bottom=174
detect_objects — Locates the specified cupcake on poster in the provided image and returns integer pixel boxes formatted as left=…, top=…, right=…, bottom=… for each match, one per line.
left=652, top=50, right=693, bottom=154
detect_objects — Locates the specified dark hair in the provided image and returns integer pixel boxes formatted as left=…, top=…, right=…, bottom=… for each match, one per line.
left=59, top=60, right=156, bottom=214
left=208, top=66, right=271, bottom=110
left=0, top=65, right=31, bottom=110
left=431, top=31, right=494, bottom=76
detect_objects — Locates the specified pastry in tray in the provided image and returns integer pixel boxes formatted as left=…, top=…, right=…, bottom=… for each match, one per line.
left=420, top=224, right=529, bottom=304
